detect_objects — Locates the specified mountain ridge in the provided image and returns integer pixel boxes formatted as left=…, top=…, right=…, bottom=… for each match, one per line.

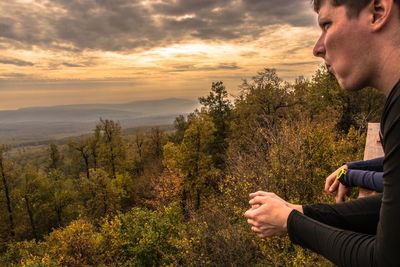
left=0, top=98, right=199, bottom=144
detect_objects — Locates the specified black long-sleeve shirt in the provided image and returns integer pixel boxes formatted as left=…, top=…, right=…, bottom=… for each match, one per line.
left=287, top=80, right=400, bottom=266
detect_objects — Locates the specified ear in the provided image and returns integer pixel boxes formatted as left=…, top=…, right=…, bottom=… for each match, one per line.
left=369, top=0, right=394, bottom=31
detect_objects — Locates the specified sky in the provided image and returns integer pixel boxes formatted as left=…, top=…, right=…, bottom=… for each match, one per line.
left=0, top=0, right=322, bottom=110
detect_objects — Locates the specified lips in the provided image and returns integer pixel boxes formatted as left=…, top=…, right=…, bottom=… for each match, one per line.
left=325, top=63, right=332, bottom=73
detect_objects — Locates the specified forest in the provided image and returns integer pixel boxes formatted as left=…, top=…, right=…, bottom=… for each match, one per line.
left=0, top=67, right=385, bottom=266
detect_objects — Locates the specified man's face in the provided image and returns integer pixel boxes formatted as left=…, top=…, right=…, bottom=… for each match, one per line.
left=313, top=1, right=374, bottom=90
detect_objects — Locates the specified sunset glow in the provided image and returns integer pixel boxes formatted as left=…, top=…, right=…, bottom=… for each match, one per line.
left=0, top=0, right=321, bottom=110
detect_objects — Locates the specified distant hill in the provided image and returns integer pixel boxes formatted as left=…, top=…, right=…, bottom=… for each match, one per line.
left=0, top=98, right=199, bottom=145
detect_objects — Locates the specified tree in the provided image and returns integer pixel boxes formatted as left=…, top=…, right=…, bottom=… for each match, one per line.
left=306, top=67, right=385, bottom=132
left=199, top=81, right=233, bottom=169
left=148, top=127, right=165, bottom=161
left=97, top=119, right=125, bottom=179
left=47, top=143, right=62, bottom=171
left=0, top=145, right=15, bottom=238
left=69, top=139, right=91, bottom=179
left=170, top=115, right=189, bottom=144
left=129, top=132, right=145, bottom=177
left=20, top=166, right=40, bottom=241
left=90, top=127, right=101, bottom=170
left=228, top=69, right=304, bottom=165
left=46, top=170, right=77, bottom=228
left=79, top=169, right=120, bottom=221
left=164, top=114, right=220, bottom=216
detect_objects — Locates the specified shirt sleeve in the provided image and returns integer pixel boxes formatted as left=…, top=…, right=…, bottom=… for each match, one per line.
left=346, top=157, right=384, bottom=172
left=342, top=170, right=383, bottom=192
left=287, top=209, right=377, bottom=267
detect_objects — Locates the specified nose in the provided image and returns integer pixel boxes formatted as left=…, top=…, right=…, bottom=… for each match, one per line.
left=313, top=35, right=325, bottom=58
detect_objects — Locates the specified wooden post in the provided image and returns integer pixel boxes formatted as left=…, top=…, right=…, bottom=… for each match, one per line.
left=363, top=123, right=384, bottom=161
left=359, top=123, right=384, bottom=198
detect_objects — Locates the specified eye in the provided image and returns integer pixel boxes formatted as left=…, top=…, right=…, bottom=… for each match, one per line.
left=322, top=22, right=331, bottom=31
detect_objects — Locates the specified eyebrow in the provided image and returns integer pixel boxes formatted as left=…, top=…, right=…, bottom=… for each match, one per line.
left=317, top=16, right=329, bottom=28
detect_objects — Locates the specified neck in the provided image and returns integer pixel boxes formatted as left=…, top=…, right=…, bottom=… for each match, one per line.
left=373, top=45, right=400, bottom=96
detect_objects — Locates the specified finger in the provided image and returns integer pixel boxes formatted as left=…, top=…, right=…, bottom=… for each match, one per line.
left=336, top=184, right=348, bottom=203
left=250, top=192, right=280, bottom=200
left=247, top=219, right=260, bottom=227
left=251, top=226, right=263, bottom=233
left=325, top=174, right=336, bottom=192
left=335, top=192, right=345, bottom=203
left=324, top=176, right=333, bottom=192
left=251, top=204, right=260, bottom=209
left=249, top=191, right=269, bottom=198
left=257, top=224, right=275, bottom=231
left=249, top=196, right=267, bottom=206
left=329, top=179, right=340, bottom=193
left=335, top=195, right=344, bottom=203
left=244, top=209, right=254, bottom=219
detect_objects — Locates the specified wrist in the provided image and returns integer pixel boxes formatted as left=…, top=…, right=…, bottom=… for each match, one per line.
left=282, top=206, right=293, bottom=231
left=283, top=206, right=302, bottom=232
left=340, top=164, right=348, bottom=171
left=288, top=203, right=303, bottom=214
left=293, top=204, right=303, bottom=214
left=336, top=167, right=348, bottom=183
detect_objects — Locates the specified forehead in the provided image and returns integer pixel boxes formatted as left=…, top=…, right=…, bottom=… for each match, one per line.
left=317, top=1, right=346, bottom=21
left=318, top=0, right=335, bottom=16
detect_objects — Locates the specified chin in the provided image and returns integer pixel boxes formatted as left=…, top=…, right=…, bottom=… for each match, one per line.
left=337, top=77, right=364, bottom=91
left=342, top=84, right=364, bottom=91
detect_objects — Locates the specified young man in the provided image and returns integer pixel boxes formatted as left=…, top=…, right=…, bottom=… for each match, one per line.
left=244, top=0, right=400, bottom=266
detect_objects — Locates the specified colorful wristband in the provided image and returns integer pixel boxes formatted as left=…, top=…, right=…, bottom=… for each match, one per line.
left=336, top=168, right=347, bottom=181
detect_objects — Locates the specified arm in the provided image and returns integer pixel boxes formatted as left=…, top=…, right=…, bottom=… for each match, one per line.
left=324, top=167, right=383, bottom=203
left=301, top=194, right=381, bottom=235
left=246, top=193, right=382, bottom=266
left=341, top=169, right=383, bottom=192
left=287, top=210, right=377, bottom=267
left=346, top=157, right=384, bottom=172
left=289, top=85, right=400, bottom=266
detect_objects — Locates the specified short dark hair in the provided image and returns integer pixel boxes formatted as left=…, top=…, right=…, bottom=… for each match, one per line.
left=312, top=0, right=372, bottom=17
left=312, top=0, right=400, bottom=17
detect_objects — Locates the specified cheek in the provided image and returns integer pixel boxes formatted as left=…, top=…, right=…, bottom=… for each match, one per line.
left=325, top=31, right=345, bottom=56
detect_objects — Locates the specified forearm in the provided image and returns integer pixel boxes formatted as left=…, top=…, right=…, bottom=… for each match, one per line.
left=302, top=194, right=381, bottom=235
left=343, top=170, right=383, bottom=192
left=287, top=210, right=376, bottom=267
left=346, top=157, right=384, bottom=172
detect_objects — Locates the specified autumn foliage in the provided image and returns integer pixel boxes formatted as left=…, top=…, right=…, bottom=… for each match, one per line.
left=0, top=67, right=385, bottom=266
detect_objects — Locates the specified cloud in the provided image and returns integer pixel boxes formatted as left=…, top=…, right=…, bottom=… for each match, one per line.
left=0, top=0, right=316, bottom=52
left=169, top=62, right=240, bottom=72
left=241, top=0, right=315, bottom=27
left=0, top=57, right=34, bottom=66
left=0, top=72, right=33, bottom=79
left=278, top=61, right=321, bottom=67
left=62, top=62, right=86, bottom=68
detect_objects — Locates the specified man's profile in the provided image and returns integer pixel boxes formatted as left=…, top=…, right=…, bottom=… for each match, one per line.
left=245, top=0, right=400, bottom=265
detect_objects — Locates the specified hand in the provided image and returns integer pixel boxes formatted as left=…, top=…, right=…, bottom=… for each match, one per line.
left=249, top=191, right=303, bottom=213
left=335, top=183, right=351, bottom=203
left=325, top=165, right=347, bottom=193
left=325, top=165, right=351, bottom=203
left=244, top=192, right=293, bottom=238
